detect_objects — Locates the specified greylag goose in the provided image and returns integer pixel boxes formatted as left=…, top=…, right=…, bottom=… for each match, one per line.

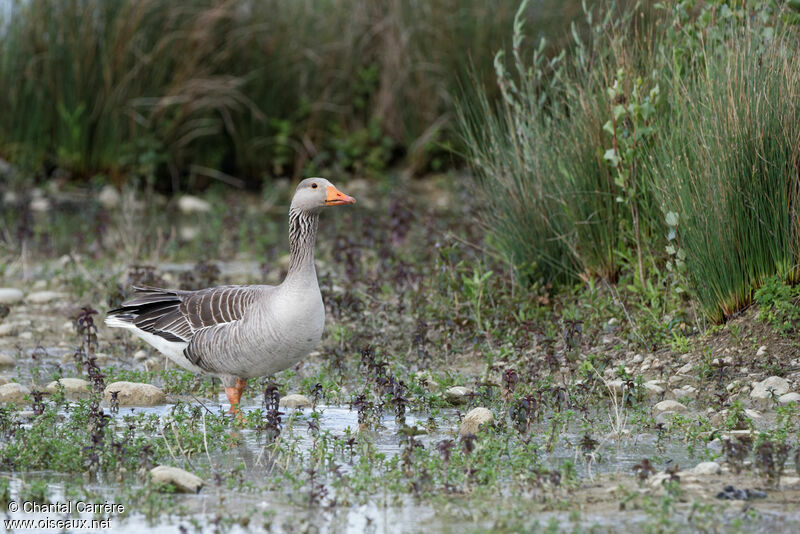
left=105, top=178, right=355, bottom=413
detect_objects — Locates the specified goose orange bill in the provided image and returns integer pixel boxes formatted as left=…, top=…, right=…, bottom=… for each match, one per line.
left=325, top=185, right=356, bottom=206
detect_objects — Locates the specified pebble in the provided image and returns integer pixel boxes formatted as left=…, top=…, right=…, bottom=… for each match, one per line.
left=716, top=485, right=767, bottom=501
left=653, top=400, right=688, bottom=415
left=18, top=332, right=33, bottom=340
left=0, top=382, right=31, bottom=403
left=459, top=407, right=493, bottom=436
left=0, top=353, right=14, bottom=367
left=45, top=378, right=93, bottom=400
left=750, top=376, right=791, bottom=407
left=0, top=288, right=24, bottom=304
left=133, top=350, right=148, bottom=361
left=673, top=385, right=698, bottom=399
left=690, top=462, right=721, bottom=476
left=26, top=291, right=64, bottom=304
left=779, top=392, right=800, bottom=404
left=0, top=324, right=14, bottom=337
left=178, top=195, right=211, bottom=213
left=98, top=185, right=121, bottom=209
left=413, top=370, right=438, bottom=389
left=150, top=466, right=204, bottom=493
left=445, top=386, right=471, bottom=405
left=279, top=394, right=312, bottom=409
left=643, top=380, right=665, bottom=398
left=745, top=409, right=762, bottom=420
left=179, top=225, right=199, bottom=241
left=144, top=357, right=164, bottom=371
left=756, top=346, right=768, bottom=357
left=677, top=362, right=693, bottom=375
left=103, top=381, right=166, bottom=406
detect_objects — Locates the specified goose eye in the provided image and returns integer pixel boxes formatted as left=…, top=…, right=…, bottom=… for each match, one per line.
left=311, top=183, right=318, bottom=189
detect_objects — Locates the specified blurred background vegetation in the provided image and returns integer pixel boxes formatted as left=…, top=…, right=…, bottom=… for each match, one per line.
left=2, top=0, right=800, bottom=328
left=0, top=0, right=578, bottom=188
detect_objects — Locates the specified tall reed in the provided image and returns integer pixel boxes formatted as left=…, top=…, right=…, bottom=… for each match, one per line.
left=458, top=1, right=661, bottom=285
left=656, top=33, right=800, bottom=322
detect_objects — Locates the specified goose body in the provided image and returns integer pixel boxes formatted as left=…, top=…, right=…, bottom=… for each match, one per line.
left=105, top=178, right=355, bottom=410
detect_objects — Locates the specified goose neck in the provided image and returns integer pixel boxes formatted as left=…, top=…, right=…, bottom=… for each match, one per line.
left=286, top=208, right=319, bottom=282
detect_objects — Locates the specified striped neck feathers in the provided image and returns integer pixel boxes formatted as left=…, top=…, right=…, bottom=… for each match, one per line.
left=287, top=207, right=320, bottom=274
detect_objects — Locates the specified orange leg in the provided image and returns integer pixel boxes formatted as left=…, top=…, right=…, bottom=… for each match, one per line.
left=225, top=378, right=247, bottom=415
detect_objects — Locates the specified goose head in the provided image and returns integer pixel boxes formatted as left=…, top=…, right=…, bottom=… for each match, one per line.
left=291, top=177, right=356, bottom=212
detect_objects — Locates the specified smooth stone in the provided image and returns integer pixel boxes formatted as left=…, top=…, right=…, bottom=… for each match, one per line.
left=414, top=370, right=438, bottom=389
left=150, top=465, right=204, bottom=493
left=459, top=407, right=493, bottom=436
left=133, top=350, right=148, bottom=361
left=177, top=195, right=211, bottom=213
left=0, top=383, right=30, bottom=403
left=103, top=381, right=166, bottom=406
left=750, top=376, right=791, bottom=407
left=0, top=288, right=24, bottom=304
left=0, top=324, right=15, bottom=337
left=143, top=357, right=164, bottom=371
left=653, top=400, right=688, bottom=415
left=0, top=375, right=10, bottom=386
left=29, top=197, right=50, bottom=212
left=744, top=409, right=762, bottom=420
left=673, top=385, right=698, bottom=399
left=445, top=386, right=471, bottom=405
left=779, top=392, right=800, bottom=404
left=45, top=378, right=92, bottom=400
left=644, top=382, right=664, bottom=399
left=756, top=346, right=768, bottom=357
left=98, top=185, right=121, bottom=209
left=279, top=394, right=311, bottom=409
left=26, top=291, right=65, bottom=304
left=0, top=353, right=14, bottom=367
left=721, top=430, right=755, bottom=441
left=690, top=462, right=721, bottom=476
left=179, top=225, right=199, bottom=241
left=677, top=363, right=693, bottom=375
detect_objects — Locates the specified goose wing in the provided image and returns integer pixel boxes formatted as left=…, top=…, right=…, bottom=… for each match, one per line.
left=107, top=285, right=260, bottom=346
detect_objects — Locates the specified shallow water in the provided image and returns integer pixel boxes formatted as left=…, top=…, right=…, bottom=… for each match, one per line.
left=2, top=392, right=715, bottom=533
